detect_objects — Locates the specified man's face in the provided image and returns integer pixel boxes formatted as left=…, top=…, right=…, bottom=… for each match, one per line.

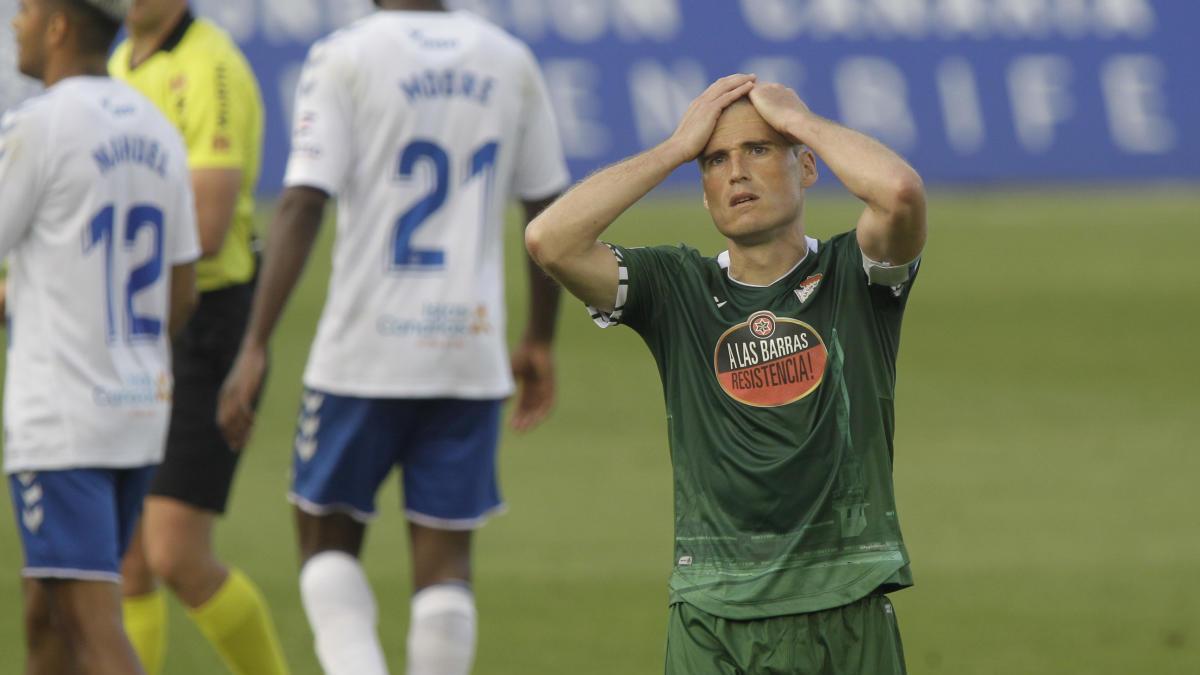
left=12, top=0, right=52, bottom=79
left=127, top=0, right=183, bottom=33
left=699, top=101, right=816, bottom=242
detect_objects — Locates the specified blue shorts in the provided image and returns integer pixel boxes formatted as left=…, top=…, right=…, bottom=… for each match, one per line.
left=289, top=390, right=504, bottom=530
left=7, top=466, right=156, bottom=582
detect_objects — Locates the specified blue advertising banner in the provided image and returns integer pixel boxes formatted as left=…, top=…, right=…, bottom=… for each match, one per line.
left=3, top=0, right=1197, bottom=191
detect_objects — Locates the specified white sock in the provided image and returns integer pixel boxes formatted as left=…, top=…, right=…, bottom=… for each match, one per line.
left=300, top=551, right=389, bottom=675
left=406, top=583, right=477, bottom=675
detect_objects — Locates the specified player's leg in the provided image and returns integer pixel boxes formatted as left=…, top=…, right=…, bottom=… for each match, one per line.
left=400, top=398, right=505, bottom=675
left=22, top=578, right=78, bottom=674
left=39, top=578, right=145, bottom=675
left=129, top=283, right=289, bottom=675
left=406, top=525, right=476, bottom=675
left=119, top=524, right=167, bottom=675
left=8, top=468, right=153, bottom=674
left=291, top=390, right=396, bottom=675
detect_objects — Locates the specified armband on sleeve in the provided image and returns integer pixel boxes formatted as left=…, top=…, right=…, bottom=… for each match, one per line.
left=862, top=252, right=920, bottom=286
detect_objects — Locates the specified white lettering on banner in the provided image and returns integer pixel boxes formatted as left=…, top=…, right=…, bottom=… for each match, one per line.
left=740, top=0, right=808, bottom=41
left=542, top=60, right=612, bottom=159
left=936, top=0, right=989, bottom=38
left=629, top=60, right=707, bottom=148
left=834, top=58, right=917, bottom=151
left=1094, top=0, right=1155, bottom=38
left=262, top=0, right=322, bottom=44
left=613, top=0, right=682, bottom=42
left=1101, top=55, right=1176, bottom=154
left=192, top=0, right=373, bottom=43
left=740, top=0, right=1158, bottom=40
left=863, top=0, right=927, bottom=39
left=191, top=0, right=255, bottom=41
left=993, top=0, right=1053, bottom=38
left=741, top=58, right=806, bottom=94
left=808, top=0, right=860, bottom=38
left=499, top=0, right=680, bottom=43
left=937, top=58, right=986, bottom=154
left=1009, top=55, right=1074, bottom=153
left=1049, top=0, right=1091, bottom=39
left=550, top=1, right=609, bottom=43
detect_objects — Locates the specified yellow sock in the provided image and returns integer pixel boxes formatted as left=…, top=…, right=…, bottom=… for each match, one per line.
left=188, top=568, right=291, bottom=675
left=123, top=589, right=167, bottom=675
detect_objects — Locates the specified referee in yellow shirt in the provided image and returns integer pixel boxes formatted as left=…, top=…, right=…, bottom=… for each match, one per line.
left=109, top=2, right=289, bottom=674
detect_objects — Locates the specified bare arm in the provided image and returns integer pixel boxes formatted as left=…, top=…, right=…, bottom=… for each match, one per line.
left=526, top=74, right=757, bottom=310
left=748, top=84, right=926, bottom=265
left=217, top=185, right=328, bottom=449
left=510, top=195, right=562, bottom=432
left=168, top=262, right=198, bottom=339
left=191, top=168, right=243, bottom=258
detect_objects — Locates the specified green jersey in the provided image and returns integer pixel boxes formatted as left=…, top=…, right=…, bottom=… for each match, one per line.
left=593, top=231, right=918, bottom=620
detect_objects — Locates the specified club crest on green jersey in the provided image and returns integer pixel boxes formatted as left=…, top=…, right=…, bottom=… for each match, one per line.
left=713, top=311, right=828, bottom=407
left=794, top=274, right=823, bottom=304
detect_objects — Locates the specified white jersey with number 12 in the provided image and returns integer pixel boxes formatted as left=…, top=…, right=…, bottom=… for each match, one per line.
left=284, top=10, right=570, bottom=399
left=0, top=77, right=200, bottom=473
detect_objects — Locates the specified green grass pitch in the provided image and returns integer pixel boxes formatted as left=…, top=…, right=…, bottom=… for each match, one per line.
left=1, top=186, right=1198, bottom=673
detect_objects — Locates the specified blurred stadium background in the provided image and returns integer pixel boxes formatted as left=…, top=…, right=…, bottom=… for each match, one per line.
left=1, top=1, right=1197, bottom=673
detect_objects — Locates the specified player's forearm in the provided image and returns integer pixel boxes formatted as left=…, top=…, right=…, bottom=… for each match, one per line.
left=525, top=143, right=682, bottom=269
left=192, top=168, right=242, bottom=258
left=524, top=254, right=560, bottom=343
left=792, top=115, right=924, bottom=224
left=521, top=196, right=561, bottom=343
left=241, top=186, right=326, bottom=351
left=167, top=263, right=198, bottom=339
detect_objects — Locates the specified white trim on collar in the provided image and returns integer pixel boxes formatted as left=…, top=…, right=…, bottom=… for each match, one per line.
left=718, top=236, right=820, bottom=288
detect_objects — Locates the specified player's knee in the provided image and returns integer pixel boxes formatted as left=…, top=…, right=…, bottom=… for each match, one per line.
left=120, top=548, right=157, bottom=596
left=145, top=541, right=203, bottom=593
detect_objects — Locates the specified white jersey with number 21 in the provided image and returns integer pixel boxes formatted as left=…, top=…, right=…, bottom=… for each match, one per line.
left=284, top=10, right=570, bottom=399
left=0, top=77, right=199, bottom=473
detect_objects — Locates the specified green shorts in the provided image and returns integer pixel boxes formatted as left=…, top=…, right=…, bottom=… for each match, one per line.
left=665, top=594, right=906, bottom=675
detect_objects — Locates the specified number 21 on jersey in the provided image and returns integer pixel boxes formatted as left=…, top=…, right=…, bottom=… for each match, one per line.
left=391, top=139, right=499, bottom=272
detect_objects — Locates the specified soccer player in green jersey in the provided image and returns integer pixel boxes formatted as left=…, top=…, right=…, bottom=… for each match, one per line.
left=525, top=74, right=926, bottom=673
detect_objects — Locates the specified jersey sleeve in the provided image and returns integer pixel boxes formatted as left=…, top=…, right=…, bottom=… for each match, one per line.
left=0, top=106, right=45, bottom=259
left=179, top=52, right=253, bottom=170
left=282, top=38, right=354, bottom=196
left=510, top=46, right=569, bottom=201
left=168, top=166, right=202, bottom=266
left=586, top=244, right=687, bottom=334
left=163, top=136, right=201, bottom=265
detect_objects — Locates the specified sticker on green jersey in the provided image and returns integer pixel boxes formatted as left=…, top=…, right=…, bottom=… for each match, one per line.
left=713, top=311, right=827, bottom=407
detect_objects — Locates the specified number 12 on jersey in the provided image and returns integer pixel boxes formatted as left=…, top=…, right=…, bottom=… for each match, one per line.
left=391, top=139, right=499, bottom=272
left=85, top=204, right=165, bottom=343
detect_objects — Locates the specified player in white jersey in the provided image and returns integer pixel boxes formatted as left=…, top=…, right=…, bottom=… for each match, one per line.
left=1, top=0, right=199, bottom=671
left=218, top=1, right=569, bottom=673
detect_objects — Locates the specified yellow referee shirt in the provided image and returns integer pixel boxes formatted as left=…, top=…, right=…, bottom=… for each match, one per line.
left=110, top=12, right=263, bottom=292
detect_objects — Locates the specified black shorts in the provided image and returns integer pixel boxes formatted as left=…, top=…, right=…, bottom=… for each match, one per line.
left=149, top=282, right=255, bottom=514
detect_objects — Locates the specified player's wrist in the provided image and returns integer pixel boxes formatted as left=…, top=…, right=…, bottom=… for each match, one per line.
left=656, top=137, right=695, bottom=169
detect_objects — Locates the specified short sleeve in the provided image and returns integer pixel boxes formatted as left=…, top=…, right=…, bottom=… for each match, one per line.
left=586, top=244, right=687, bottom=333
left=510, top=46, right=569, bottom=201
left=282, top=39, right=354, bottom=196
left=180, top=54, right=251, bottom=170
left=832, top=232, right=917, bottom=306
left=0, top=106, right=45, bottom=259
left=167, top=152, right=201, bottom=265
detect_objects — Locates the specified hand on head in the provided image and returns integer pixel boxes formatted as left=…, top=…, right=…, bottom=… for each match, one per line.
left=747, top=83, right=810, bottom=145
left=665, top=74, right=757, bottom=164
left=667, top=76, right=811, bottom=165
